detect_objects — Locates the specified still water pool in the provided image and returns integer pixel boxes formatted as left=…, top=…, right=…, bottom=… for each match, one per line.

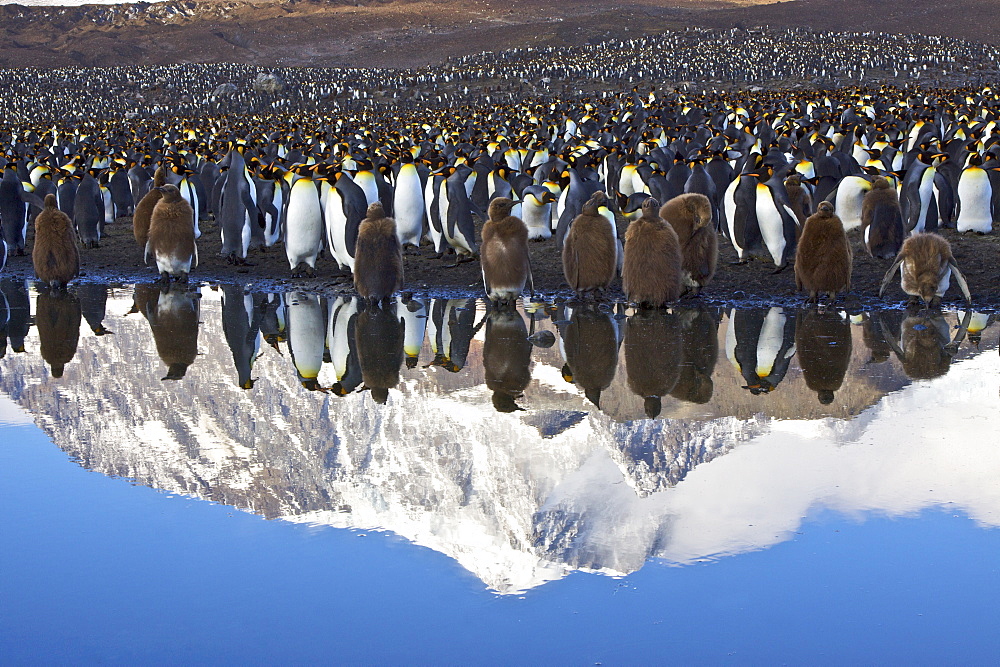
left=2, top=279, right=999, bottom=663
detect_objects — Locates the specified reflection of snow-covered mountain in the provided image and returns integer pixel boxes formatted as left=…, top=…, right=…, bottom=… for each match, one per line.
left=1, top=286, right=998, bottom=593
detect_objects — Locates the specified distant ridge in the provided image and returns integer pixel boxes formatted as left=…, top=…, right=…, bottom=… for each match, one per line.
left=1, top=0, right=998, bottom=69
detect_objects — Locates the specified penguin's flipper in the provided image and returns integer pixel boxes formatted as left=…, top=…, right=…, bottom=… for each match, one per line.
left=19, top=190, right=44, bottom=209
left=947, top=309, right=975, bottom=353
left=193, top=242, right=199, bottom=269
left=948, top=259, right=973, bottom=305
left=879, top=255, right=905, bottom=297
left=875, top=314, right=905, bottom=358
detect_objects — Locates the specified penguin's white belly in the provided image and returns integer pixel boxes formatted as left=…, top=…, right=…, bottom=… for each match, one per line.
left=155, top=251, right=192, bottom=276
left=398, top=298, right=427, bottom=359
left=835, top=180, right=866, bottom=231
left=324, top=189, right=354, bottom=271
left=522, top=204, right=552, bottom=240
left=755, top=186, right=786, bottom=266
left=394, top=175, right=425, bottom=246
left=755, top=307, right=786, bottom=377
left=286, top=192, right=323, bottom=268
left=956, top=171, right=993, bottom=233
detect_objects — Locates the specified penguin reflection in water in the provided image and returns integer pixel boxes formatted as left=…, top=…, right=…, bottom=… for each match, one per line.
left=879, top=232, right=972, bottom=309
left=131, top=284, right=201, bottom=380
left=560, top=304, right=620, bottom=409
left=483, top=308, right=532, bottom=412
left=35, top=289, right=81, bottom=379
left=355, top=300, right=404, bottom=404
left=669, top=307, right=719, bottom=405
left=146, top=185, right=197, bottom=284
left=625, top=308, right=681, bottom=418
left=78, top=283, right=113, bottom=336
left=877, top=308, right=973, bottom=381
left=795, top=308, right=852, bottom=405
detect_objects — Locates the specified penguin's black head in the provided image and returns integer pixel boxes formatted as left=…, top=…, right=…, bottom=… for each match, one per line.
left=643, top=396, right=662, bottom=419
left=370, top=387, right=389, bottom=404
left=817, top=389, right=835, bottom=405
left=491, top=391, right=523, bottom=413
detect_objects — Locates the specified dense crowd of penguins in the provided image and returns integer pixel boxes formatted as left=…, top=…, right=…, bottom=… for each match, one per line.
left=2, top=28, right=1000, bottom=314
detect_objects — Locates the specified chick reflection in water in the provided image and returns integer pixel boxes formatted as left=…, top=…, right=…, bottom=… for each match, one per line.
left=560, top=304, right=619, bottom=409
left=35, top=288, right=81, bottom=378
left=625, top=308, right=681, bottom=418
left=132, top=284, right=200, bottom=381
left=795, top=308, right=852, bottom=405
left=355, top=300, right=404, bottom=404
left=878, top=308, right=972, bottom=380
left=483, top=308, right=532, bottom=412
left=670, top=307, right=719, bottom=404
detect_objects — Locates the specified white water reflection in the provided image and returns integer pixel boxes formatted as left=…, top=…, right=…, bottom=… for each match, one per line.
left=0, top=283, right=998, bottom=593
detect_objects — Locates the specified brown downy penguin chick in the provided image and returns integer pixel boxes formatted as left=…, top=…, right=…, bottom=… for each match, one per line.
left=879, top=232, right=972, bottom=308
left=145, top=285, right=200, bottom=381
left=861, top=176, right=904, bottom=259
left=355, top=300, right=404, bottom=404
left=795, top=308, right=852, bottom=405
left=783, top=173, right=812, bottom=225
left=35, top=290, right=81, bottom=379
left=624, top=308, right=681, bottom=418
left=483, top=308, right=532, bottom=412
left=146, top=184, right=197, bottom=284
left=794, top=201, right=852, bottom=302
left=562, top=191, right=617, bottom=297
left=481, top=197, right=533, bottom=307
left=622, top=197, right=683, bottom=307
left=659, top=193, right=718, bottom=295
left=354, top=202, right=403, bottom=303
left=32, top=194, right=79, bottom=288
left=133, top=166, right=166, bottom=247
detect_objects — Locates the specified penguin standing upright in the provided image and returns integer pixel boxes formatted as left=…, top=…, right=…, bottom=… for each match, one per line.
left=133, top=166, right=166, bottom=247
left=480, top=197, right=532, bottom=306
left=32, top=194, right=79, bottom=288
left=0, top=167, right=39, bottom=257
left=146, top=184, right=197, bottom=283
left=392, top=159, right=425, bottom=248
left=831, top=175, right=871, bottom=231
left=217, top=149, right=259, bottom=264
left=284, top=169, right=324, bottom=277
left=861, top=176, right=904, bottom=259
left=73, top=173, right=104, bottom=249
left=622, top=197, right=682, bottom=306
left=441, top=167, right=479, bottom=262
left=659, top=192, right=717, bottom=295
left=325, top=170, right=368, bottom=272
left=956, top=157, right=995, bottom=233
left=354, top=202, right=403, bottom=302
left=519, top=185, right=557, bottom=240
left=562, top=191, right=617, bottom=297
left=755, top=170, right=800, bottom=270
left=795, top=201, right=852, bottom=302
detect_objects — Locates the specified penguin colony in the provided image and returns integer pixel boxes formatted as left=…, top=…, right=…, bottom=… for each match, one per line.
left=2, top=28, right=1000, bottom=308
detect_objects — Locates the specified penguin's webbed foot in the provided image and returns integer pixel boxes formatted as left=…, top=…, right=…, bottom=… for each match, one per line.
left=770, top=264, right=787, bottom=275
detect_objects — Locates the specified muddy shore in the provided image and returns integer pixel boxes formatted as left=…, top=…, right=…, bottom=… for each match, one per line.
left=4, top=215, right=999, bottom=310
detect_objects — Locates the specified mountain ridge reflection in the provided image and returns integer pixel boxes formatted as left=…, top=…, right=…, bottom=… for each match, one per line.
left=1, top=280, right=998, bottom=593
